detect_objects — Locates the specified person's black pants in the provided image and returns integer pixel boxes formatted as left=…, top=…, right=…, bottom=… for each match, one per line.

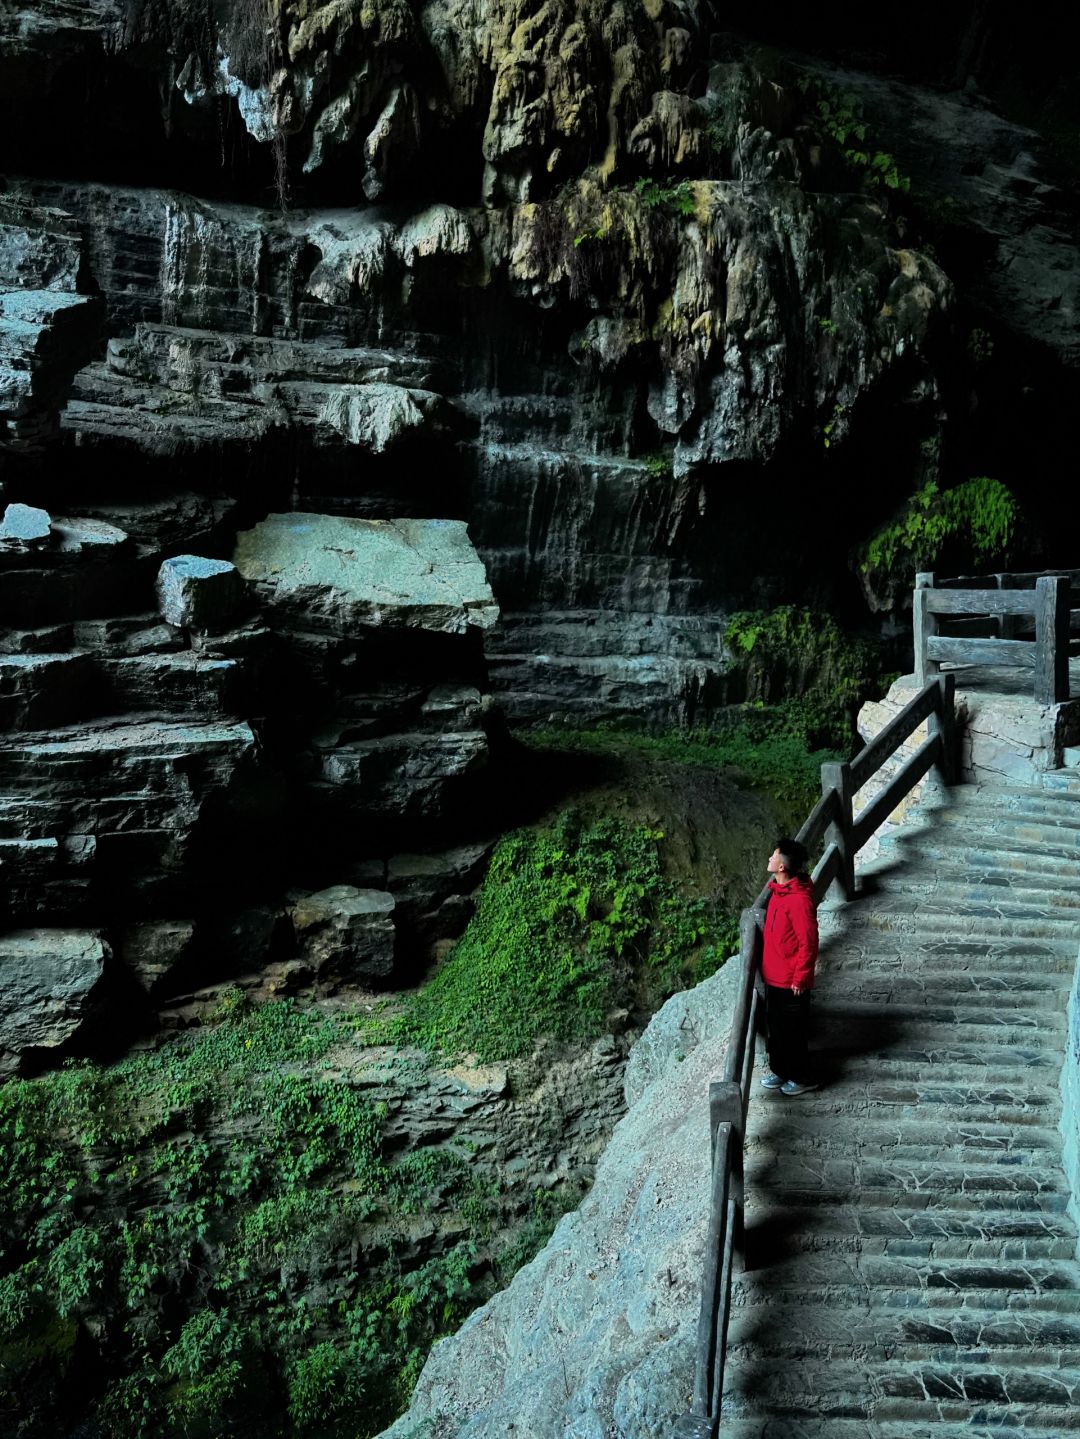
left=765, top=984, right=813, bottom=1083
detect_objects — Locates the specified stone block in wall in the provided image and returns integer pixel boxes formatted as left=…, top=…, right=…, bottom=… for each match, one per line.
left=119, top=920, right=196, bottom=997
left=289, top=885, right=395, bottom=988
left=156, top=555, right=246, bottom=632
left=0, top=928, right=108, bottom=1073
left=0, top=651, right=99, bottom=729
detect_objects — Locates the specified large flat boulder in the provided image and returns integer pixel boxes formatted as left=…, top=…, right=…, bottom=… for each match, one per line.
left=0, top=928, right=108, bottom=1071
left=233, top=513, right=498, bottom=636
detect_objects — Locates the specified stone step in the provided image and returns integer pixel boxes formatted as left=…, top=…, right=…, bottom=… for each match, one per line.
left=742, top=1199, right=1078, bottom=1251
left=817, top=935, right=1079, bottom=972
left=718, top=1421, right=1072, bottom=1439
left=726, top=1303, right=1080, bottom=1361
left=809, top=1050, right=1064, bottom=1090
left=744, top=1154, right=1070, bottom=1209
left=762, top=1076, right=1062, bottom=1125
left=1041, top=767, right=1080, bottom=793
left=732, top=1250, right=1080, bottom=1301
left=823, top=971, right=1070, bottom=1008
left=943, top=782, right=1080, bottom=815
left=810, top=1002, right=1067, bottom=1041
left=819, top=898, right=1079, bottom=942
left=875, top=866, right=1080, bottom=909
left=720, top=1358, right=1080, bottom=1423
left=916, top=806, right=1080, bottom=849
left=879, top=829, right=1080, bottom=878
left=740, top=1230, right=1080, bottom=1263
left=747, top=1113, right=1064, bottom=1166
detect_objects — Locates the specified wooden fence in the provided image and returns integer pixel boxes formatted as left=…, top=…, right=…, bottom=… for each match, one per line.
left=914, top=569, right=1079, bottom=705
left=676, top=672, right=955, bottom=1439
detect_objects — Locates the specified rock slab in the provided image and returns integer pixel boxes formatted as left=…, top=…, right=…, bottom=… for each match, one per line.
left=156, top=555, right=246, bottom=631
left=233, top=514, right=499, bottom=636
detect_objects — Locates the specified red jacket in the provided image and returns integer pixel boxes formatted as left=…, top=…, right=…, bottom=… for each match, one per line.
left=761, top=876, right=818, bottom=989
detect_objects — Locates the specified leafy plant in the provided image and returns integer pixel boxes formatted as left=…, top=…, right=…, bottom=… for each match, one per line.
left=800, top=79, right=909, bottom=192
left=633, top=177, right=696, bottom=216
left=859, top=476, right=1019, bottom=580
left=640, top=452, right=673, bottom=477
left=724, top=606, right=882, bottom=752
left=822, top=401, right=845, bottom=450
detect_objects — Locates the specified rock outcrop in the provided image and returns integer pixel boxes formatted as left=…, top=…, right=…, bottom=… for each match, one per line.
left=379, top=959, right=741, bottom=1439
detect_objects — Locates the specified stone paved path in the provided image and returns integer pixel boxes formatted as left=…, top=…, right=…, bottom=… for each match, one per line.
left=721, top=774, right=1080, bottom=1438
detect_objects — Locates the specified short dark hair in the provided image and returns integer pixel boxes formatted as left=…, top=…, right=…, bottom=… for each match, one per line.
left=775, top=837, right=809, bottom=876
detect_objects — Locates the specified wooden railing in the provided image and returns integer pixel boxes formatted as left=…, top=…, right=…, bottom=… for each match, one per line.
left=914, top=569, right=1077, bottom=705
left=676, top=672, right=955, bottom=1439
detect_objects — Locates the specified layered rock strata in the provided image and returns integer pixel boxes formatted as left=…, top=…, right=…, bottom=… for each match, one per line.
left=0, top=490, right=500, bottom=1067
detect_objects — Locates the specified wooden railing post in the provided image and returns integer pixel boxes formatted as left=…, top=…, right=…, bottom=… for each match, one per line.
left=913, top=572, right=938, bottom=685
left=710, top=1079, right=744, bottom=1248
left=928, top=671, right=956, bottom=784
left=1034, top=575, right=1070, bottom=705
left=820, top=759, right=854, bottom=901
left=994, top=572, right=1019, bottom=639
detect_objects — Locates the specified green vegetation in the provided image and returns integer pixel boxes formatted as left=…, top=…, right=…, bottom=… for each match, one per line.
left=633, top=177, right=696, bottom=217
left=0, top=650, right=849, bottom=1438
left=0, top=1001, right=521, bottom=1439
left=724, top=606, right=884, bottom=752
left=822, top=401, right=846, bottom=450
left=640, top=452, right=673, bottom=477
left=859, top=476, right=1019, bottom=580
left=394, top=811, right=736, bottom=1063
left=0, top=795, right=756, bottom=1435
left=799, top=79, right=909, bottom=193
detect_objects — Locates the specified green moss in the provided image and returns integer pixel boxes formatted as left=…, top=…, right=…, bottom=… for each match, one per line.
left=394, top=810, right=734, bottom=1062
left=534, top=713, right=840, bottom=838
left=633, top=177, right=696, bottom=216
left=859, top=476, right=1019, bottom=581
left=724, top=606, right=883, bottom=752
left=0, top=1002, right=508, bottom=1439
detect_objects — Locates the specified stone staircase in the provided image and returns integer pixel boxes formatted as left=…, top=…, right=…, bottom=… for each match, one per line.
left=721, top=775, right=1080, bottom=1438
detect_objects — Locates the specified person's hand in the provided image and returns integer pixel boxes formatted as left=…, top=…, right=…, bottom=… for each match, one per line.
left=791, top=984, right=804, bottom=995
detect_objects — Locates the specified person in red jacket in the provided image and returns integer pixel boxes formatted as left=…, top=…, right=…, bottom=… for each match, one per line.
left=759, top=837, right=819, bottom=1096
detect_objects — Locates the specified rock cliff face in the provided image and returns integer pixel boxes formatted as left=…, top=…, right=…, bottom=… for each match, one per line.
left=0, top=1, right=960, bottom=1063
left=3, top=0, right=1078, bottom=1056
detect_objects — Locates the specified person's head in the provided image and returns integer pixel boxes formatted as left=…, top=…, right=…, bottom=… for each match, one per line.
left=767, top=837, right=809, bottom=883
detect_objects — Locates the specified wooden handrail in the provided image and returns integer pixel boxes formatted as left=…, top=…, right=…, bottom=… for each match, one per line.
left=914, top=570, right=1071, bottom=705
left=678, top=672, right=955, bottom=1438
